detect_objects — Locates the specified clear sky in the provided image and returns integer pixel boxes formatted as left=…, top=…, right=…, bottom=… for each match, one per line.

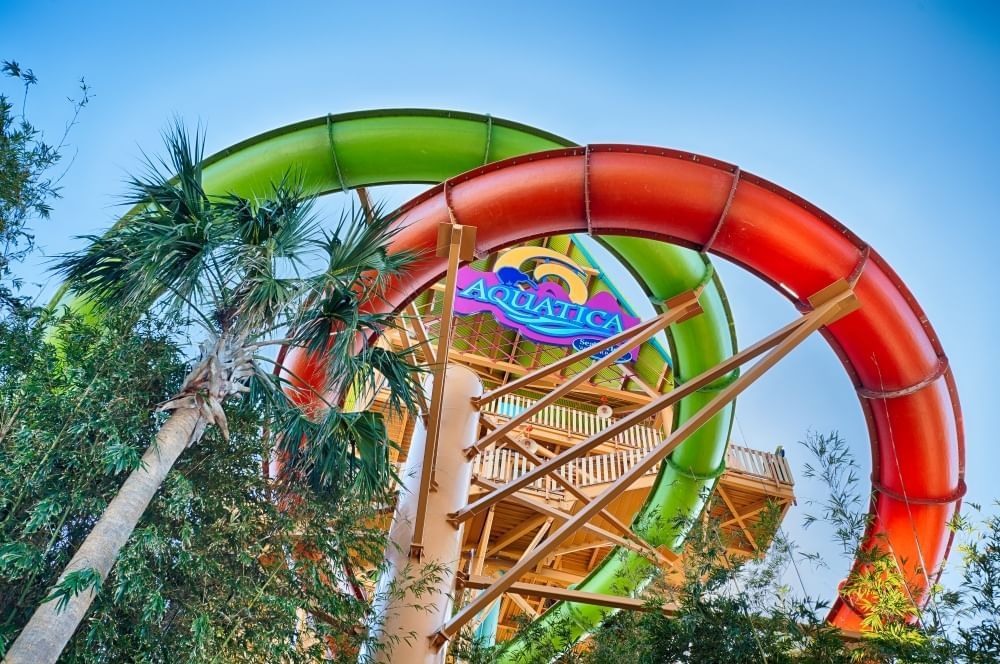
left=3, top=0, right=998, bottom=607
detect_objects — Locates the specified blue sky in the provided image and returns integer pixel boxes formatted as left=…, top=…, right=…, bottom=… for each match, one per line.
left=3, top=0, right=998, bottom=606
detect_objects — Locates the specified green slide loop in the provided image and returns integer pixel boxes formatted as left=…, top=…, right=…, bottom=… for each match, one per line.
left=48, top=110, right=737, bottom=656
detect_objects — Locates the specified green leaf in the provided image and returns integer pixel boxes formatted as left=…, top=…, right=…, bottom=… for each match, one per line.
left=24, top=496, right=61, bottom=534
left=43, top=567, right=103, bottom=613
left=101, top=437, right=144, bottom=475
left=0, top=542, right=43, bottom=577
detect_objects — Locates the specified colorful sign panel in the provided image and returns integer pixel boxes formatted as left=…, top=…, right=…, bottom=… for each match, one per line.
left=454, top=247, right=641, bottom=362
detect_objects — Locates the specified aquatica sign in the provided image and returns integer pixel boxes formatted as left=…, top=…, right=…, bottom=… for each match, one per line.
left=454, top=247, right=641, bottom=362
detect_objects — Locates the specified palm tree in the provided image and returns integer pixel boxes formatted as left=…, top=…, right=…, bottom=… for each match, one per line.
left=4, top=124, right=421, bottom=664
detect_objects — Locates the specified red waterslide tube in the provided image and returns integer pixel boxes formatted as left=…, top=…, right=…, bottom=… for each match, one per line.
left=286, top=145, right=963, bottom=631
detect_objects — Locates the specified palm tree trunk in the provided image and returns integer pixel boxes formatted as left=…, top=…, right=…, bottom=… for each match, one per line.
left=4, top=407, right=206, bottom=664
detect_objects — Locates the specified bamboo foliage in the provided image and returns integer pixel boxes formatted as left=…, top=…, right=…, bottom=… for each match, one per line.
left=4, top=124, right=422, bottom=663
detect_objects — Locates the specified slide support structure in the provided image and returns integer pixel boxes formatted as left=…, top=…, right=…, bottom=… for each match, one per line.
left=435, top=280, right=858, bottom=647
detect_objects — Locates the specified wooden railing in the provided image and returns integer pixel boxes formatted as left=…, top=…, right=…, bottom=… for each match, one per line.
left=471, top=439, right=662, bottom=495
left=480, top=393, right=663, bottom=449
left=726, top=445, right=794, bottom=485
left=474, top=394, right=793, bottom=496
left=471, top=440, right=793, bottom=500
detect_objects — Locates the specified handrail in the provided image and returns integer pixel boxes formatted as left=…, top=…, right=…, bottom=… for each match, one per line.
left=470, top=440, right=793, bottom=496
left=481, top=393, right=664, bottom=449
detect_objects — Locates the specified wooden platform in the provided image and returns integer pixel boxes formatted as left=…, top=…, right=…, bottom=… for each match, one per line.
left=373, top=389, right=795, bottom=641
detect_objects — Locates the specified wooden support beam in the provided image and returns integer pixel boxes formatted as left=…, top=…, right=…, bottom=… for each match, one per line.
left=720, top=501, right=781, bottom=528
left=620, top=364, right=661, bottom=399
left=486, top=515, right=548, bottom=558
left=409, top=222, right=476, bottom=558
left=474, top=507, right=496, bottom=575
left=403, top=302, right=435, bottom=365
left=721, top=471, right=796, bottom=497
left=716, top=485, right=758, bottom=552
left=505, top=425, right=630, bottom=456
left=518, top=518, right=553, bottom=563
left=432, top=280, right=858, bottom=645
left=467, top=575, right=866, bottom=646
left=547, top=540, right=612, bottom=558
left=464, top=576, right=679, bottom=615
left=485, top=558, right=584, bottom=585
left=655, top=362, right=671, bottom=392
left=392, top=322, right=430, bottom=420
left=466, top=300, right=698, bottom=458
left=476, top=291, right=702, bottom=407
left=519, top=438, right=557, bottom=459
left=355, top=186, right=375, bottom=222
left=495, top=427, right=675, bottom=567
left=620, top=363, right=672, bottom=432
left=471, top=478, right=653, bottom=558
left=507, top=592, right=539, bottom=617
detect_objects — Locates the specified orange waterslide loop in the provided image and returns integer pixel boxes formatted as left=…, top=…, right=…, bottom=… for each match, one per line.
left=792, top=246, right=870, bottom=315
left=834, top=493, right=941, bottom=630
left=858, top=357, right=949, bottom=400
left=871, top=476, right=967, bottom=506
left=286, top=143, right=962, bottom=635
left=702, top=166, right=740, bottom=253
left=835, top=579, right=867, bottom=621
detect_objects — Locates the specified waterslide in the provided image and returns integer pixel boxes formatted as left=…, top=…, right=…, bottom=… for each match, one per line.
left=53, top=111, right=737, bottom=653
left=369, top=145, right=963, bottom=659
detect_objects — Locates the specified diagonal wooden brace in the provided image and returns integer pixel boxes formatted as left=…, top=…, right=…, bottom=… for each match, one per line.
left=490, top=424, right=675, bottom=567
left=470, top=477, right=657, bottom=558
left=463, top=575, right=680, bottom=615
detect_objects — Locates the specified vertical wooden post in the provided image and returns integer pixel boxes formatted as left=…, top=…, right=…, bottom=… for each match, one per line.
left=410, top=222, right=476, bottom=557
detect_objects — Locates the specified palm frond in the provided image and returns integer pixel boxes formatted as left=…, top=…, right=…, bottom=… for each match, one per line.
left=286, top=203, right=420, bottom=398
left=55, top=123, right=221, bottom=314
left=274, top=404, right=398, bottom=499
left=215, top=175, right=319, bottom=262
left=347, top=345, right=426, bottom=416
left=215, top=179, right=319, bottom=334
left=314, top=202, right=419, bottom=292
left=57, top=121, right=422, bottom=505
left=122, top=120, right=207, bottom=216
left=289, top=283, right=361, bottom=386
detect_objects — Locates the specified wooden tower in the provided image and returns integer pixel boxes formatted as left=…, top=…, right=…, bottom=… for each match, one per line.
left=366, top=234, right=797, bottom=643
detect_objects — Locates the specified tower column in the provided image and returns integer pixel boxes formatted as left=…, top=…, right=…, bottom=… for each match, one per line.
left=367, top=364, right=482, bottom=663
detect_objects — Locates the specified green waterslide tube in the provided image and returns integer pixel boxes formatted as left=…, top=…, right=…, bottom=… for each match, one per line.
left=49, top=110, right=736, bottom=658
